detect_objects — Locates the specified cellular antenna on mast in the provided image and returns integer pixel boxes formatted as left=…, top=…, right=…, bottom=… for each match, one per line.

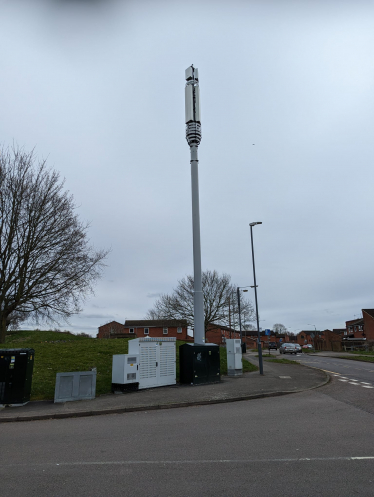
left=179, top=66, right=220, bottom=385
left=184, top=65, right=204, bottom=345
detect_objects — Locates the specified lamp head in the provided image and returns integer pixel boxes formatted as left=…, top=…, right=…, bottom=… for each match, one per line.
left=249, top=222, right=262, bottom=227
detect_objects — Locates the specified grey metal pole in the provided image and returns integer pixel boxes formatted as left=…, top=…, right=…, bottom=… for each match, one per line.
left=250, top=223, right=264, bottom=375
left=190, top=145, right=205, bottom=344
left=185, top=65, right=205, bottom=345
left=237, top=287, right=242, bottom=343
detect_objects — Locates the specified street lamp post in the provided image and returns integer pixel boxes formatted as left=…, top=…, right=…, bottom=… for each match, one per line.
left=249, top=222, right=263, bottom=375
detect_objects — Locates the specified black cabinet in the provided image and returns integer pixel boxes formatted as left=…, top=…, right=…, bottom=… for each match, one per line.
left=179, top=343, right=220, bottom=385
left=0, top=348, right=35, bottom=405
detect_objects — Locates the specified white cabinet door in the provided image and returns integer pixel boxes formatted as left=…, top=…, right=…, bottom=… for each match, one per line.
left=158, top=343, right=176, bottom=385
left=139, top=343, right=157, bottom=388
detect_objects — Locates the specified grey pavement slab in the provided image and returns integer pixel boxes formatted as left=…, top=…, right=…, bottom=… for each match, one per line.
left=0, top=354, right=328, bottom=423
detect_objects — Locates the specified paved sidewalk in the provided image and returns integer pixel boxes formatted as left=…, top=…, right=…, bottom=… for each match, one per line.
left=0, top=353, right=329, bottom=423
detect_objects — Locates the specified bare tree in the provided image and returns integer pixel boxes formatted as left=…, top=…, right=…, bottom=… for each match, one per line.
left=0, top=147, right=109, bottom=343
left=272, top=323, right=288, bottom=335
left=5, top=310, right=28, bottom=331
left=145, top=270, right=255, bottom=336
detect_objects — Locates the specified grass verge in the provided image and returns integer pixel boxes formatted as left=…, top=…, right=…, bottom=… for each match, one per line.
left=263, top=358, right=300, bottom=365
left=350, top=350, right=374, bottom=356
left=337, top=355, right=374, bottom=363
left=3, top=330, right=257, bottom=400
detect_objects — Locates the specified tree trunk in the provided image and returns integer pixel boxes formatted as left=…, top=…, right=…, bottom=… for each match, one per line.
left=0, top=314, right=7, bottom=344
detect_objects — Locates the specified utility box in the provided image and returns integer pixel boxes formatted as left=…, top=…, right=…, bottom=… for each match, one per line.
left=127, top=337, right=176, bottom=389
left=54, top=370, right=97, bottom=403
left=179, top=343, right=220, bottom=385
left=226, top=339, right=243, bottom=376
left=0, top=348, right=35, bottom=406
left=112, top=354, right=139, bottom=391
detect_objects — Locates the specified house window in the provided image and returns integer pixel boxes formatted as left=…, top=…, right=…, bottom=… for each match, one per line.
left=129, top=328, right=134, bottom=334
left=301, top=335, right=304, bottom=340
left=163, top=328, right=168, bottom=335
left=177, top=327, right=182, bottom=334
left=344, top=331, right=347, bottom=335
left=144, top=328, right=149, bottom=335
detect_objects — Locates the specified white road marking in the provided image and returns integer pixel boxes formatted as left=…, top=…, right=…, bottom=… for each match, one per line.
left=361, top=382, right=371, bottom=385
left=321, top=369, right=341, bottom=375
left=349, top=382, right=360, bottom=385
left=338, top=379, right=348, bottom=382
left=362, top=386, right=374, bottom=389
left=3, top=457, right=374, bottom=468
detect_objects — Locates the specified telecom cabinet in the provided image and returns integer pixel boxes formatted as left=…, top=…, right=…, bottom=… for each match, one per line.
left=179, top=343, right=220, bottom=385
left=127, top=337, right=176, bottom=389
left=226, top=339, right=243, bottom=376
left=112, top=354, right=139, bottom=391
left=0, top=348, right=35, bottom=406
left=54, top=370, right=97, bottom=403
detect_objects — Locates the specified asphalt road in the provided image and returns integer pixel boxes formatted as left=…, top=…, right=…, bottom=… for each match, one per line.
left=296, top=353, right=374, bottom=382
left=1, top=368, right=374, bottom=496
left=295, top=353, right=374, bottom=415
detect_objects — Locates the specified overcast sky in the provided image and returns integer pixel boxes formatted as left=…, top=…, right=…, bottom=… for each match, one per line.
left=1, top=0, right=373, bottom=336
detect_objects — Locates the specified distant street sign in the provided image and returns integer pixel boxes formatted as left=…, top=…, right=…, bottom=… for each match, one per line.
left=279, top=338, right=283, bottom=342
left=265, top=329, right=271, bottom=336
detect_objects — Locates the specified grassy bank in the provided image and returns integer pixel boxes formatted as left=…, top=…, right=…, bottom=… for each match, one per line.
left=3, top=330, right=257, bottom=400
left=264, top=358, right=300, bottom=365
left=337, top=355, right=374, bottom=364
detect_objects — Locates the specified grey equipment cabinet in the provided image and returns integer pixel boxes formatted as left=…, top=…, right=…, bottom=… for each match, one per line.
left=54, top=370, right=97, bottom=403
left=226, top=339, right=243, bottom=376
left=111, top=354, right=139, bottom=392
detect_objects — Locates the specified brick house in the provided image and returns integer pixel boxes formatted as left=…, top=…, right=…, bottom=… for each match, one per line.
left=240, top=331, right=292, bottom=349
left=362, top=309, right=374, bottom=341
left=205, top=324, right=241, bottom=345
left=314, top=330, right=342, bottom=351
left=297, top=330, right=322, bottom=347
left=345, top=318, right=364, bottom=339
left=345, top=309, right=374, bottom=342
left=97, top=321, right=127, bottom=338
left=124, top=319, right=188, bottom=339
left=97, top=319, right=189, bottom=340
left=296, top=329, right=342, bottom=351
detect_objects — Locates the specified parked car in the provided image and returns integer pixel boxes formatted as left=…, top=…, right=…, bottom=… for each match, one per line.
left=294, top=344, right=302, bottom=354
left=279, top=343, right=298, bottom=355
left=302, top=344, right=314, bottom=350
left=268, top=342, right=278, bottom=350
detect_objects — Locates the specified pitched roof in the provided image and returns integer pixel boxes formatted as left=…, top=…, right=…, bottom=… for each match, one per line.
left=208, top=323, right=241, bottom=333
left=346, top=319, right=364, bottom=326
left=99, top=320, right=123, bottom=328
left=298, top=330, right=323, bottom=336
left=363, top=309, right=374, bottom=319
left=346, top=318, right=363, bottom=326
left=124, top=319, right=187, bottom=327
